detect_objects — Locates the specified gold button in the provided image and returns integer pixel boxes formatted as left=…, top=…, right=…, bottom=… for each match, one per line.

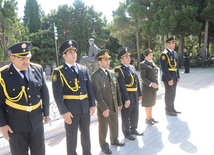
left=7, top=110, right=8, bottom=112
left=111, top=87, right=113, bottom=89
left=13, top=89, right=15, bottom=91
left=38, top=84, right=40, bottom=86
left=112, top=92, right=114, bottom=94
left=29, top=103, right=32, bottom=105
left=80, top=92, right=82, bottom=94
left=27, top=87, right=30, bottom=90
left=113, top=97, right=115, bottom=99
left=65, top=67, right=67, bottom=69
left=78, top=81, right=79, bottom=83
left=10, top=72, right=13, bottom=74
left=70, top=81, right=72, bottom=83
left=79, top=86, right=81, bottom=88
left=29, top=95, right=31, bottom=98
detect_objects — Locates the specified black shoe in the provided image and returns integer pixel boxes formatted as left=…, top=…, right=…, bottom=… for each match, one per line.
left=125, top=135, right=136, bottom=140
left=151, top=118, right=159, bottom=123
left=103, top=149, right=112, bottom=154
left=172, top=110, right=181, bottom=114
left=131, top=130, right=144, bottom=136
left=111, top=141, right=125, bottom=146
left=166, top=111, right=177, bottom=116
left=146, top=119, right=154, bottom=125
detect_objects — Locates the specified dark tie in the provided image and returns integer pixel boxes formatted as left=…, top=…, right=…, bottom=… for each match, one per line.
left=71, top=66, right=78, bottom=78
left=105, top=70, right=110, bottom=80
left=20, top=70, right=28, bottom=85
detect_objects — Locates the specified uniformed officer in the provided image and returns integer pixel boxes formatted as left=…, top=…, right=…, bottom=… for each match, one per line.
left=52, top=40, right=96, bottom=155
left=91, top=50, right=125, bottom=154
left=183, top=48, right=190, bottom=73
left=160, top=36, right=181, bottom=116
left=114, top=48, right=143, bottom=141
left=0, top=42, right=49, bottom=155
left=140, top=49, right=159, bottom=125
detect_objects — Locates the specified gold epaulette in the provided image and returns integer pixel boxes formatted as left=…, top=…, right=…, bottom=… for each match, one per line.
left=115, top=65, right=122, bottom=69
left=55, top=65, right=63, bottom=70
left=0, top=65, right=9, bottom=72
left=162, top=50, right=168, bottom=54
left=30, top=62, right=42, bottom=68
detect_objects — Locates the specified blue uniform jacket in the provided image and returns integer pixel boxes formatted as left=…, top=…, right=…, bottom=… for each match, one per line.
left=160, top=49, right=180, bottom=82
left=52, top=63, right=95, bottom=115
left=0, top=63, right=49, bottom=132
left=114, top=64, right=142, bottom=104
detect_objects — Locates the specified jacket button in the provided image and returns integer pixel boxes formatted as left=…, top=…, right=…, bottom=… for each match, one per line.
left=113, top=96, right=115, bottom=99
left=27, top=87, right=30, bottom=90
left=13, top=89, right=15, bottom=91
left=80, top=92, right=82, bottom=94
left=29, top=103, right=32, bottom=105
left=28, top=95, right=31, bottom=98
left=79, top=86, right=81, bottom=88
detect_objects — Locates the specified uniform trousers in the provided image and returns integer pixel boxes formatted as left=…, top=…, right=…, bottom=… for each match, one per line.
left=121, top=100, right=139, bottom=137
left=163, top=80, right=177, bottom=112
left=65, top=111, right=91, bottom=155
left=8, top=124, right=45, bottom=155
left=98, top=113, right=119, bottom=151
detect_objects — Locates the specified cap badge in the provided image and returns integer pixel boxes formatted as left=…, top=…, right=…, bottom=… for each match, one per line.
left=125, top=48, right=128, bottom=52
left=21, top=43, right=27, bottom=52
left=105, top=52, right=109, bottom=56
left=68, top=40, right=73, bottom=46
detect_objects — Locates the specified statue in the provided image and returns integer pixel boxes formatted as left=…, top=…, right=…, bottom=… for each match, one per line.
left=79, top=38, right=100, bottom=75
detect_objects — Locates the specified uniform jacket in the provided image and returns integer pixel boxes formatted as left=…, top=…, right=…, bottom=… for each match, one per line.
left=140, top=59, right=158, bottom=92
left=91, top=68, right=122, bottom=116
left=160, top=49, right=180, bottom=82
left=0, top=63, right=49, bottom=132
left=183, top=51, right=189, bottom=62
left=52, top=63, right=95, bottom=115
left=114, top=64, right=142, bottom=104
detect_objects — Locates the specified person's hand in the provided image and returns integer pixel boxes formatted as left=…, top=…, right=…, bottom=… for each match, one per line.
left=103, top=109, right=110, bottom=117
left=177, top=78, right=180, bottom=82
left=63, top=112, right=73, bottom=125
left=139, top=96, right=142, bottom=101
left=118, top=106, right=122, bottom=111
left=0, top=125, right=13, bottom=140
left=90, top=107, right=96, bottom=116
left=125, top=100, right=130, bottom=108
left=168, top=80, right=173, bottom=86
left=43, top=116, right=49, bottom=124
left=151, top=83, right=159, bottom=89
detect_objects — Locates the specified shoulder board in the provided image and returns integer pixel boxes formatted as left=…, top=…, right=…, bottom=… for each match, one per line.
left=0, top=65, right=9, bottom=72
left=162, top=50, right=168, bottom=54
left=30, top=62, right=42, bottom=68
left=114, top=65, right=122, bottom=69
left=55, top=65, right=63, bottom=70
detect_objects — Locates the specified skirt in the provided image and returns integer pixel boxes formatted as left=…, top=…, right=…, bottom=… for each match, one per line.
left=141, top=90, right=157, bottom=107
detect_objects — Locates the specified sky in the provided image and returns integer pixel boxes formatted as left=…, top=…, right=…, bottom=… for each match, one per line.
left=17, top=0, right=124, bottom=22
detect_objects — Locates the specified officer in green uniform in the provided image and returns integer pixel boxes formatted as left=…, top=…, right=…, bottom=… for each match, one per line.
left=114, top=48, right=143, bottom=141
left=160, top=36, right=181, bottom=116
left=0, top=42, right=49, bottom=155
left=91, top=50, right=125, bottom=154
left=52, top=40, right=96, bottom=155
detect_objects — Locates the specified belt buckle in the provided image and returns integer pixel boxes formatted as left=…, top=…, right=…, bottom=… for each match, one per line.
left=27, top=106, right=32, bottom=112
left=80, top=95, right=83, bottom=100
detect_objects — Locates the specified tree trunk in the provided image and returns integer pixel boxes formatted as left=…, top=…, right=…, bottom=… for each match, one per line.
left=201, top=20, right=209, bottom=67
left=135, top=19, right=141, bottom=69
left=198, top=32, right=201, bottom=48
left=161, top=34, right=164, bottom=52
left=178, top=36, right=183, bottom=68
left=148, top=36, right=151, bottom=48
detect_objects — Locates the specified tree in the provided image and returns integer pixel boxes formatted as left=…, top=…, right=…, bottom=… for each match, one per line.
left=23, top=0, right=41, bottom=33
left=0, top=0, right=24, bottom=60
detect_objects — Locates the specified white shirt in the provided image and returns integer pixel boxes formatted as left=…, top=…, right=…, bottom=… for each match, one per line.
left=12, top=64, right=29, bottom=80
left=65, top=62, right=79, bottom=74
left=100, top=67, right=109, bottom=76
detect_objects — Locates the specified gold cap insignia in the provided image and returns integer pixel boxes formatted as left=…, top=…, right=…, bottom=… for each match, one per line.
left=68, top=40, right=72, bottom=45
left=149, top=49, right=152, bottom=52
left=105, top=52, right=109, bottom=56
left=125, top=48, right=128, bottom=52
left=21, top=43, right=27, bottom=49
left=173, top=36, right=175, bottom=39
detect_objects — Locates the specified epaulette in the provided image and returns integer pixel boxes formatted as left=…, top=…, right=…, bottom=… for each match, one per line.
left=30, top=62, right=42, bottom=68
left=54, top=65, right=63, bottom=70
left=162, top=50, right=168, bottom=54
left=0, top=65, right=9, bottom=72
left=114, top=65, right=122, bottom=69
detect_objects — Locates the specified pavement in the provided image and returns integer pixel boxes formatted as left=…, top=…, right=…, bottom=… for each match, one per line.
left=1, top=67, right=214, bottom=155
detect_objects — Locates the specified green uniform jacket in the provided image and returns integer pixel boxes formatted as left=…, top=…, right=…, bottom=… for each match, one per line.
left=91, top=68, right=122, bottom=116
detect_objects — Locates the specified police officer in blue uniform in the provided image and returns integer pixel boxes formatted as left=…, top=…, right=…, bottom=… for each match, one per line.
left=52, top=40, right=96, bottom=155
left=0, top=42, right=50, bottom=155
left=183, top=48, right=190, bottom=73
left=160, top=36, right=181, bottom=116
left=114, top=48, right=143, bottom=141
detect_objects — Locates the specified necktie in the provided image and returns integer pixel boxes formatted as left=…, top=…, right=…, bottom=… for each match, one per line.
left=20, top=70, right=28, bottom=85
left=105, top=70, right=110, bottom=80
left=71, top=66, right=78, bottom=77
